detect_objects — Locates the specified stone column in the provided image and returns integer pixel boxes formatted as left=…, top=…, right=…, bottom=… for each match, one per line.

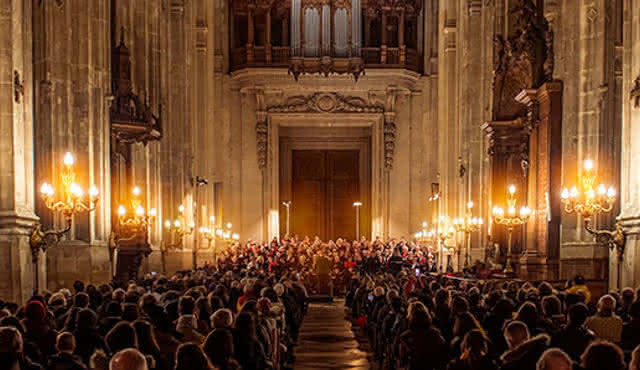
left=618, top=1, right=640, bottom=290
left=266, top=9, right=272, bottom=63
left=381, top=9, right=387, bottom=63
left=0, top=0, right=37, bottom=303
left=399, top=10, right=405, bottom=63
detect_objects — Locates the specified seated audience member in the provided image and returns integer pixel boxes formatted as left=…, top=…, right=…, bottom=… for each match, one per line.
left=0, top=326, right=43, bottom=370
left=621, top=301, right=640, bottom=352
left=446, top=329, right=495, bottom=370
left=580, top=340, right=626, bottom=370
left=397, top=301, right=448, bottom=370
left=500, top=320, right=550, bottom=370
left=535, top=348, right=572, bottom=370
left=109, top=348, right=148, bottom=370
left=47, top=331, right=86, bottom=370
left=174, top=342, right=214, bottom=370
left=551, top=303, right=595, bottom=361
left=202, top=329, right=240, bottom=370
left=585, top=295, right=623, bottom=343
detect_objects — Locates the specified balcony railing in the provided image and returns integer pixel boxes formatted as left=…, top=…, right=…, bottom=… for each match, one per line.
left=231, top=45, right=423, bottom=73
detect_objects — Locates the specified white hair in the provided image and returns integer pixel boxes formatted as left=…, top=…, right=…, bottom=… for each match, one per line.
left=536, top=348, right=572, bottom=370
left=109, top=348, right=148, bottom=370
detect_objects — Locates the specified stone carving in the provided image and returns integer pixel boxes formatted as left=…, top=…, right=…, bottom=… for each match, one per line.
left=632, top=75, right=640, bottom=108
left=384, top=113, right=396, bottom=170
left=267, top=92, right=384, bottom=114
left=14, top=71, right=24, bottom=104
left=492, top=0, right=553, bottom=121
left=110, top=30, right=162, bottom=145
left=256, top=116, right=268, bottom=170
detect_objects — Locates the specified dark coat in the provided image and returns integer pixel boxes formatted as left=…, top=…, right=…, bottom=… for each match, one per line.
left=397, top=326, right=449, bottom=370
left=500, top=334, right=551, bottom=370
left=446, top=355, right=496, bottom=370
left=551, top=325, right=595, bottom=361
left=47, top=352, right=87, bottom=370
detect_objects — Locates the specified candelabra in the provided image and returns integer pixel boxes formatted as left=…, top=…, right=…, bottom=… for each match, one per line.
left=561, top=159, right=624, bottom=286
left=117, top=186, right=156, bottom=231
left=32, top=152, right=99, bottom=293
left=163, top=204, right=195, bottom=250
left=199, top=219, right=239, bottom=266
left=492, top=185, right=531, bottom=274
left=453, top=201, right=483, bottom=269
left=353, top=201, right=362, bottom=239
left=282, top=200, right=291, bottom=237
left=414, top=221, right=433, bottom=244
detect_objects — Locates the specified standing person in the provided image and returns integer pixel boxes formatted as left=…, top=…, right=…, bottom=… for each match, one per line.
left=313, top=247, right=333, bottom=296
left=174, top=343, right=214, bottom=370
left=47, top=332, right=86, bottom=370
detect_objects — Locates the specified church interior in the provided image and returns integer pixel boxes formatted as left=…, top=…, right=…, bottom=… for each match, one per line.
left=2, top=0, right=640, bottom=368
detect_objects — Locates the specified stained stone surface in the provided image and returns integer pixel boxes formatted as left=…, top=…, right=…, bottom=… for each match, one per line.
left=294, top=299, right=372, bottom=369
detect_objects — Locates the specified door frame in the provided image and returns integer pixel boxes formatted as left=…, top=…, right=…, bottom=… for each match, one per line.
left=280, top=132, right=371, bottom=240
left=265, top=114, right=386, bottom=241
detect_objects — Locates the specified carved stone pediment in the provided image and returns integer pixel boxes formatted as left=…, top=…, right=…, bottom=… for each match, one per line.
left=267, top=92, right=384, bottom=114
left=492, top=0, right=553, bottom=121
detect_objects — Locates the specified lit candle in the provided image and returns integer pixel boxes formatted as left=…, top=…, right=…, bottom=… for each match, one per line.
left=178, top=204, right=185, bottom=213
left=118, top=205, right=126, bottom=217
left=607, top=187, right=616, bottom=198
left=598, top=184, right=606, bottom=196
left=63, top=152, right=75, bottom=166
left=70, top=183, right=83, bottom=198
left=174, top=220, right=181, bottom=228
left=89, top=185, right=99, bottom=198
left=135, top=205, right=145, bottom=217
left=561, top=188, right=570, bottom=199
left=149, top=208, right=157, bottom=217
left=165, top=220, right=171, bottom=229
left=508, top=185, right=516, bottom=195
left=210, top=215, right=216, bottom=224
left=132, top=186, right=141, bottom=197
left=232, top=233, right=240, bottom=241
left=467, top=201, right=474, bottom=209
left=226, top=222, right=232, bottom=229
left=584, top=159, right=594, bottom=172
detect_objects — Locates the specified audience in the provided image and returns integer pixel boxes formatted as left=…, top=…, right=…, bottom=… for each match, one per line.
left=1, top=234, right=640, bottom=370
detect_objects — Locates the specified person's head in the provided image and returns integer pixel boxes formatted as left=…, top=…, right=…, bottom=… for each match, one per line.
left=56, top=331, right=75, bottom=353
left=203, top=329, right=234, bottom=366
left=73, top=280, right=85, bottom=293
left=461, top=329, right=488, bottom=360
left=541, top=295, right=562, bottom=317
left=631, top=301, right=640, bottom=321
left=453, top=312, right=481, bottom=338
left=0, top=326, right=23, bottom=354
left=597, top=295, right=616, bottom=316
left=109, top=348, right=148, bottom=370
left=174, top=342, right=212, bottom=370
left=631, top=344, right=640, bottom=370
left=48, top=292, right=67, bottom=308
left=536, top=348, right=573, bottom=370
left=106, top=301, right=123, bottom=317
left=504, top=320, right=529, bottom=349
left=73, top=292, right=90, bottom=309
left=515, top=301, right=538, bottom=325
left=122, top=303, right=139, bottom=322
left=106, top=322, right=138, bottom=354
left=132, top=320, right=159, bottom=353
left=574, top=275, right=585, bottom=285
left=580, top=340, right=625, bottom=370
left=211, top=308, right=234, bottom=329
left=407, top=301, right=431, bottom=329
left=178, top=296, right=195, bottom=316
left=622, top=287, right=635, bottom=306
left=234, top=312, right=256, bottom=338
left=567, top=303, right=589, bottom=326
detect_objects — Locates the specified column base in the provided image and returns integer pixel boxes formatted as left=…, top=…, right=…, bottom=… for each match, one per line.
left=617, top=217, right=640, bottom=290
left=0, top=213, right=39, bottom=302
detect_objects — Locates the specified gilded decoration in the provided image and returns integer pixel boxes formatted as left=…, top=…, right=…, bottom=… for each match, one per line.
left=267, top=92, right=384, bottom=114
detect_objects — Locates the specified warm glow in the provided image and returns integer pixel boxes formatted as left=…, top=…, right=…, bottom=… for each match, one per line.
left=561, top=188, right=569, bottom=199
left=174, top=220, right=181, bottom=228
left=89, top=185, right=99, bottom=198
left=63, top=152, right=75, bottom=166
left=118, top=205, right=126, bottom=216
left=132, top=186, right=141, bottom=196
left=209, top=215, right=216, bottom=224
left=584, top=159, right=594, bottom=171
left=415, top=232, right=422, bottom=239
left=607, top=187, right=616, bottom=198
left=178, top=204, right=185, bottom=213
left=232, top=233, right=240, bottom=240
left=135, top=205, right=145, bottom=217
left=467, top=201, right=474, bottom=209
left=598, top=184, right=607, bottom=196
left=40, top=183, right=54, bottom=196
left=226, top=222, right=232, bottom=229
left=165, top=220, right=171, bottom=228
left=70, top=183, right=83, bottom=198
left=570, top=186, right=579, bottom=198
left=507, top=207, right=516, bottom=216
left=353, top=201, right=362, bottom=207
left=149, top=208, right=157, bottom=217
left=508, top=185, right=516, bottom=195
left=422, top=221, right=428, bottom=228
left=188, top=221, right=195, bottom=229
left=520, top=207, right=532, bottom=217
left=215, top=228, right=224, bottom=237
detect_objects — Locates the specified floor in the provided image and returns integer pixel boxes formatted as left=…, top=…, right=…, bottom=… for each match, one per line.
left=294, top=299, right=373, bottom=369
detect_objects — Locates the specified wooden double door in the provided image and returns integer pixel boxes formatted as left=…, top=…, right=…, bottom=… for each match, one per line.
left=290, top=150, right=360, bottom=240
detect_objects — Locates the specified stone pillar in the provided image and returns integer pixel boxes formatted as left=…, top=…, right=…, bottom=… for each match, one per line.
left=381, top=10, right=387, bottom=63
left=266, top=10, right=272, bottom=63
left=32, top=0, right=111, bottom=291
left=0, top=0, right=38, bottom=302
left=618, top=1, right=640, bottom=290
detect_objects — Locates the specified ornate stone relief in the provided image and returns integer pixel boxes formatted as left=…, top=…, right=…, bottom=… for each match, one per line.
left=492, top=0, right=553, bottom=121
left=632, top=76, right=640, bottom=108
left=267, top=92, right=384, bottom=114
left=260, top=91, right=399, bottom=170
left=13, top=71, right=24, bottom=104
